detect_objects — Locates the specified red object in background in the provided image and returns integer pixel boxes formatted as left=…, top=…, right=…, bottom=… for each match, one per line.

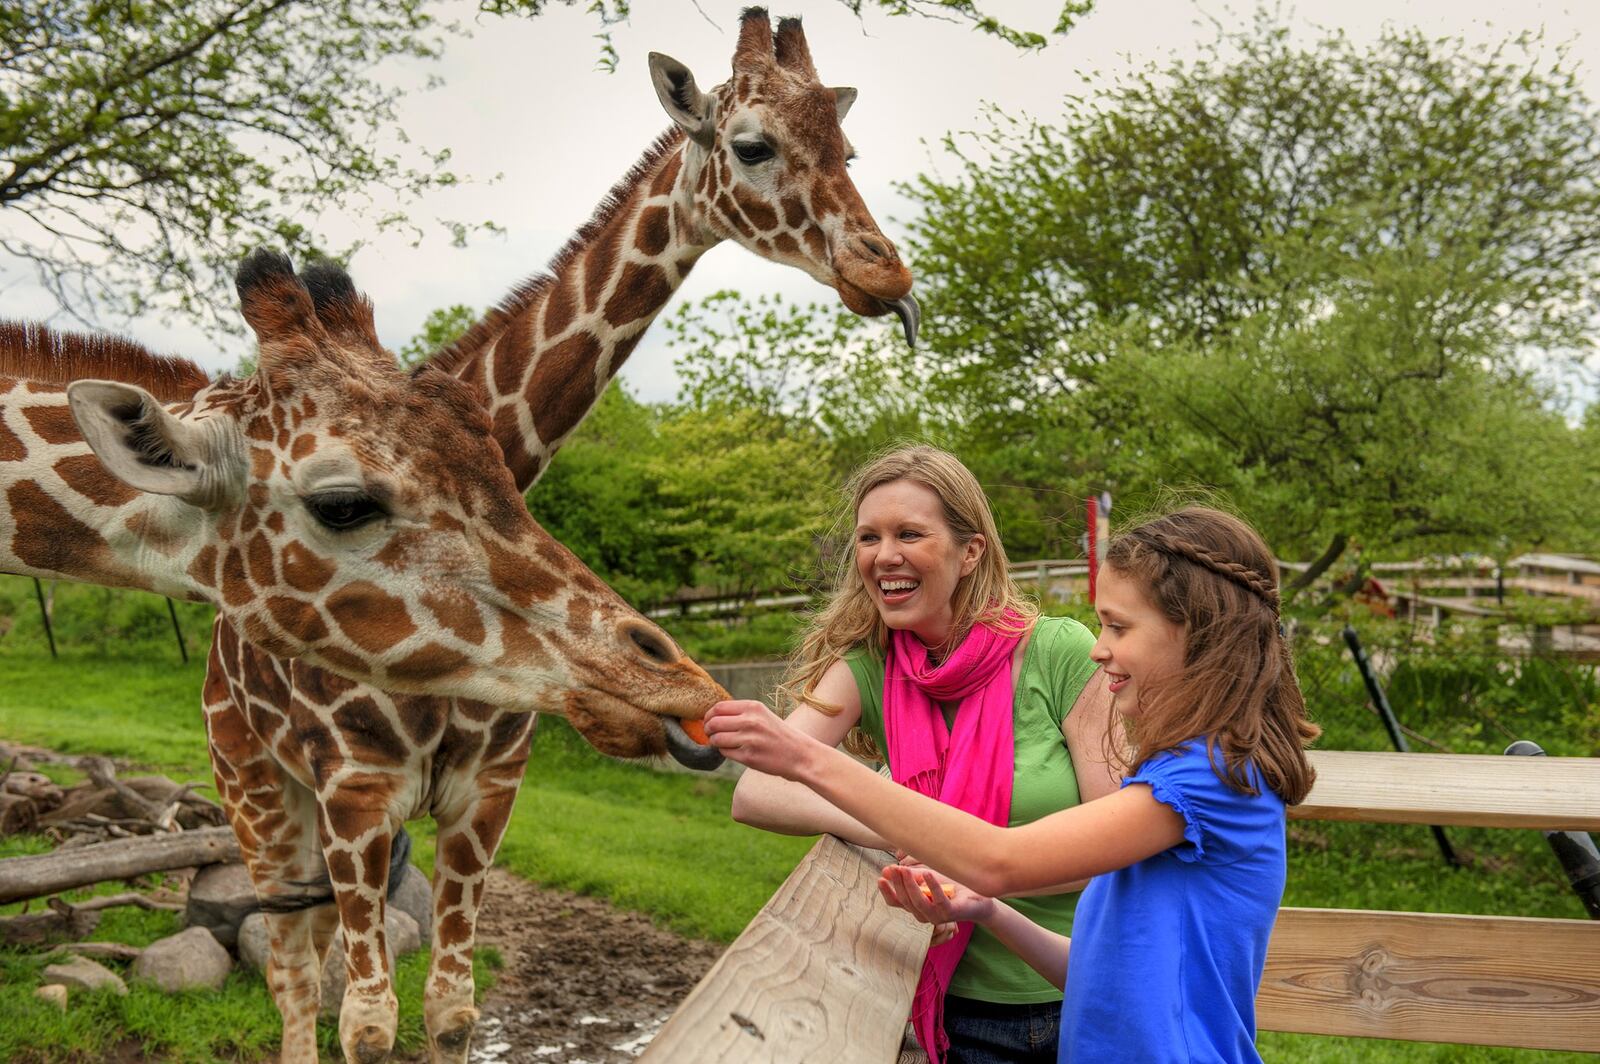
left=1087, top=497, right=1099, bottom=603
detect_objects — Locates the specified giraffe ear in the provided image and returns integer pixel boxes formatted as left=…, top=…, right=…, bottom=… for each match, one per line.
left=831, top=87, right=857, bottom=123
left=649, top=52, right=715, bottom=148
left=67, top=380, right=242, bottom=510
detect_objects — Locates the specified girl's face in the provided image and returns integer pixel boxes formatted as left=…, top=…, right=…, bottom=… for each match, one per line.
left=1090, top=564, right=1186, bottom=714
left=855, top=479, right=984, bottom=648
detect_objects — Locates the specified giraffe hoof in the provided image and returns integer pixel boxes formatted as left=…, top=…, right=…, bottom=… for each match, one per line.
left=433, top=1006, right=478, bottom=1058
left=351, top=1024, right=393, bottom=1064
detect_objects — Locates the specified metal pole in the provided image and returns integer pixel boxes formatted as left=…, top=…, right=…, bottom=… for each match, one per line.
left=1342, top=625, right=1461, bottom=868
left=1504, top=740, right=1600, bottom=919
left=166, top=598, right=188, bottom=664
left=32, top=578, right=57, bottom=659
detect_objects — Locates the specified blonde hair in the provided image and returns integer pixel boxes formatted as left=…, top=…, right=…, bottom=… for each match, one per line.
left=1104, top=507, right=1319, bottom=804
left=779, top=445, right=1036, bottom=721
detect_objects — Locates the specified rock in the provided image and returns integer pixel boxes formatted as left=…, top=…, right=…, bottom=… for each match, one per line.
left=133, top=927, right=233, bottom=992
left=184, top=862, right=258, bottom=948
left=237, top=912, right=270, bottom=973
left=42, top=955, right=127, bottom=996
left=388, top=863, right=432, bottom=945
left=34, top=984, right=68, bottom=1010
left=388, top=908, right=421, bottom=957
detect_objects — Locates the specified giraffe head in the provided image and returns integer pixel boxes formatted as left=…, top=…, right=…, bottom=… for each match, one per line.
left=649, top=7, right=919, bottom=343
left=67, top=251, right=724, bottom=768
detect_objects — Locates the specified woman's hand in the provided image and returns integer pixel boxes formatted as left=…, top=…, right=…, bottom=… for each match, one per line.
left=878, top=863, right=996, bottom=938
left=704, top=699, right=814, bottom=780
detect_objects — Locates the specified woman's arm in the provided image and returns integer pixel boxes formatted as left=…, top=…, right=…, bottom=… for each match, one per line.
left=707, top=699, right=1187, bottom=898
left=729, top=659, right=893, bottom=849
left=1064, top=670, right=1121, bottom=805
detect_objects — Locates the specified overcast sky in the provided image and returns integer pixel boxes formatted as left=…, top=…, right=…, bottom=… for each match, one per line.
left=4, top=1, right=1597, bottom=401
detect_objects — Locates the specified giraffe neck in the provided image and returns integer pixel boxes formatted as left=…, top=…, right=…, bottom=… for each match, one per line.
left=0, top=377, right=211, bottom=600
left=443, top=129, right=718, bottom=490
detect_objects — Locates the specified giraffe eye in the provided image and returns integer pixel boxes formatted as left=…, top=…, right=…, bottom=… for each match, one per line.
left=305, top=491, right=385, bottom=532
left=732, top=139, right=774, bottom=165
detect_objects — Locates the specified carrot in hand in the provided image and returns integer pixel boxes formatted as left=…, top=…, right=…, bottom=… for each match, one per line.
left=918, top=883, right=958, bottom=900
left=680, top=718, right=709, bottom=745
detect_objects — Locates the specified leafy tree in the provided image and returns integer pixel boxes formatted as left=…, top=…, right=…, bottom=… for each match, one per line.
left=896, top=14, right=1600, bottom=569
left=398, top=304, right=480, bottom=368
left=0, top=0, right=485, bottom=333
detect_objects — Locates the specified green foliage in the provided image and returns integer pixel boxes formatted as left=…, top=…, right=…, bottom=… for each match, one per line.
left=529, top=381, right=836, bottom=606
left=893, top=14, right=1600, bottom=563
left=0, top=0, right=494, bottom=335
left=398, top=303, right=481, bottom=368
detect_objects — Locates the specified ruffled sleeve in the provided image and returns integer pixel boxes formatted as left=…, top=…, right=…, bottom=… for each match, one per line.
left=1123, top=742, right=1284, bottom=865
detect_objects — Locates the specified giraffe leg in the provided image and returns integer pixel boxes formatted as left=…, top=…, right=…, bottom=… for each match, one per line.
left=204, top=637, right=332, bottom=1064
left=424, top=728, right=530, bottom=1064
left=320, top=788, right=402, bottom=1064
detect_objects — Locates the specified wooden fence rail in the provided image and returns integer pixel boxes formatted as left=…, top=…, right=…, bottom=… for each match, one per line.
left=643, top=748, right=1600, bottom=1062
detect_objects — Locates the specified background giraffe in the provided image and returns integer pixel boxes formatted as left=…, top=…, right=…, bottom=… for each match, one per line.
left=0, top=251, right=729, bottom=1064
left=190, top=10, right=915, bottom=1062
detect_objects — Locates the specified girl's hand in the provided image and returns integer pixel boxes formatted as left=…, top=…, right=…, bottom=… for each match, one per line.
left=704, top=699, right=812, bottom=780
left=877, top=864, right=995, bottom=929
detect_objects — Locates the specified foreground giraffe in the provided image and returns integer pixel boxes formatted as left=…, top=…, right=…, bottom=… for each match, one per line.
left=178, top=11, right=917, bottom=1063
left=0, top=252, right=727, bottom=1063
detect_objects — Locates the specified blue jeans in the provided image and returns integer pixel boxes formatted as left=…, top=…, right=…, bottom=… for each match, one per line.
left=943, top=995, right=1061, bottom=1064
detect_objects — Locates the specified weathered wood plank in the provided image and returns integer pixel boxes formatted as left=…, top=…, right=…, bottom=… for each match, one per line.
left=1294, top=750, right=1600, bottom=831
left=1259, top=907, right=1600, bottom=1051
left=639, top=835, right=929, bottom=1064
left=0, top=826, right=239, bottom=905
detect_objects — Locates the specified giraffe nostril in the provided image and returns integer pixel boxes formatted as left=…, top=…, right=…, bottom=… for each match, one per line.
left=624, top=621, right=679, bottom=666
left=857, top=235, right=890, bottom=261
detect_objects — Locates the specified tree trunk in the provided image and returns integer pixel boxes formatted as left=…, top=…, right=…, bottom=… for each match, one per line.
left=0, top=826, right=239, bottom=905
left=1285, top=533, right=1349, bottom=600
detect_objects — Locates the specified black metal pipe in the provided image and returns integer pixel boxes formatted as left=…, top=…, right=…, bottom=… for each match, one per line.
left=166, top=598, right=188, bottom=664
left=1342, top=625, right=1461, bottom=868
left=1504, top=740, right=1600, bottom=920
left=32, top=578, right=57, bottom=659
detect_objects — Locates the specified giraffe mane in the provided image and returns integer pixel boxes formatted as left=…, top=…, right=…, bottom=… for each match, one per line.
left=426, top=126, right=689, bottom=377
left=0, top=320, right=211, bottom=402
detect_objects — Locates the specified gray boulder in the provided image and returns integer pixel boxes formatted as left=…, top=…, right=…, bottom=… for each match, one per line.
left=184, top=862, right=258, bottom=949
left=388, top=863, right=432, bottom=945
left=236, top=911, right=270, bottom=973
left=133, top=927, right=233, bottom=992
left=42, top=955, right=127, bottom=996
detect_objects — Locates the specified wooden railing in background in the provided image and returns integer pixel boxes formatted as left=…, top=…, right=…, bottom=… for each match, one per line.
left=640, top=749, right=1600, bottom=1062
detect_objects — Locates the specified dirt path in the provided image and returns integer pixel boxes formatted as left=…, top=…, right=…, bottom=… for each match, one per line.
left=459, top=868, right=723, bottom=1063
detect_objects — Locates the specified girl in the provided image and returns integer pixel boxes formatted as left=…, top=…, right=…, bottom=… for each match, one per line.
left=730, top=446, right=1117, bottom=1064
left=707, top=507, right=1320, bottom=1063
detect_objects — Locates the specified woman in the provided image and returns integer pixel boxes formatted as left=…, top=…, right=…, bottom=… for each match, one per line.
left=731, top=445, right=1117, bottom=1064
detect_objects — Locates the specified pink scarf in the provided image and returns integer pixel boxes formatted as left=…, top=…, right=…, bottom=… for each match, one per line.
left=883, top=613, right=1022, bottom=1064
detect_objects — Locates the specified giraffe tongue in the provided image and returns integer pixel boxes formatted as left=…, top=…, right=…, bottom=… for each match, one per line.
left=664, top=716, right=725, bottom=771
left=885, top=292, right=920, bottom=348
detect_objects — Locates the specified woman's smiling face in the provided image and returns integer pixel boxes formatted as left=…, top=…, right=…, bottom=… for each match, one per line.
left=855, top=479, right=984, bottom=647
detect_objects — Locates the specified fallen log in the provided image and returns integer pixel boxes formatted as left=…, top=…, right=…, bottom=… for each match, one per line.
left=0, top=826, right=239, bottom=905
left=0, top=906, right=100, bottom=946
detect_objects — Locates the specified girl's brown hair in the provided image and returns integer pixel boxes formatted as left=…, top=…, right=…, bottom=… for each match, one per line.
left=780, top=445, right=1036, bottom=717
left=1105, top=507, right=1319, bottom=804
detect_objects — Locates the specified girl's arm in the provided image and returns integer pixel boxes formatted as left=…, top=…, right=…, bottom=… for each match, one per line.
left=728, top=661, right=893, bottom=849
left=879, top=866, right=1071, bottom=990
left=707, top=700, right=1187, bottom=898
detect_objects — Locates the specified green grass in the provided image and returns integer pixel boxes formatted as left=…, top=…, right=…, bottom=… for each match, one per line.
left=2, top=586, right=1597, bottom=1062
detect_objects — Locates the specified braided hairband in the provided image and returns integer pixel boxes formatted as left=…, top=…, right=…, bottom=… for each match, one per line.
left=1139, top=530, right=1281, bottom=614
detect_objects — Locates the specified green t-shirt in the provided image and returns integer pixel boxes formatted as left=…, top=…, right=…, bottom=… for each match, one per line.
left=844, top=615, right=1099, bottom=1005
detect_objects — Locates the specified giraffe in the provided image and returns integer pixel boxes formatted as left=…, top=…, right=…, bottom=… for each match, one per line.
left=430, top=6, right=918, bottom=490
left=0, top=251, right=728, bottom=1064
left=190, top=10, right=914, bottom=1062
